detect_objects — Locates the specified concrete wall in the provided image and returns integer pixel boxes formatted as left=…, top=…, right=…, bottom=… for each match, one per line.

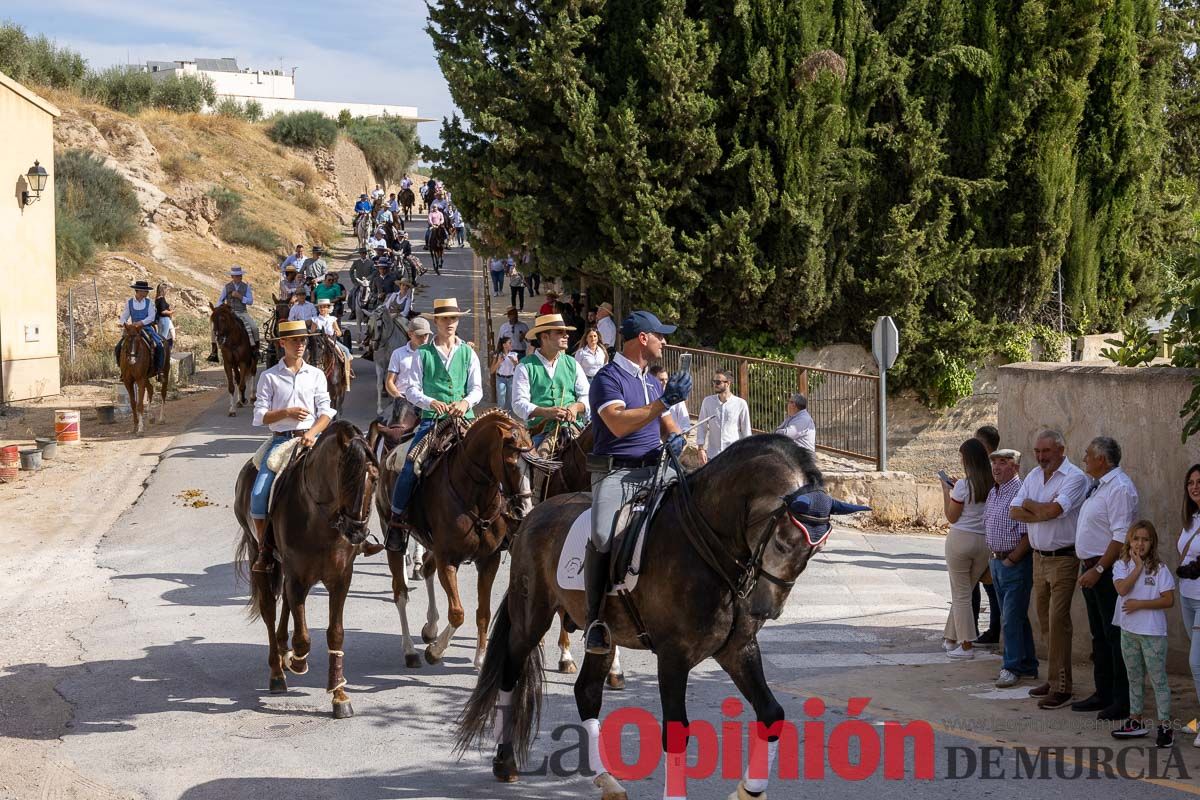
left=999, top=362, right=1200, bottom=672
left=0, top=71, right=60, bottom=401
left=151, top=63, right=296, bottom=99
left=211, top=95, right=421, bottom=121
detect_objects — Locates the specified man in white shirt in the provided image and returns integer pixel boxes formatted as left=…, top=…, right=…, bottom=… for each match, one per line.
left=695, top=370, right=751, bottom=464
left=372, top=185, right=385, bottom=200
left=280, top=244, right=305, bottom=274
left=400, top=174, right=412, bottom=191
left=249, top=319, right=335, bottom=572
left=1010, top=429, right=1091, bottom=710
left=595, top=302, right=617, bottom=352
left=287, top=290, right=318, bottom=323
left=511, top=313, right=590, bottom=453
left=776, top=393, right=816, bottom=452
left=1072, top=436, right=1138, bottom=719
left=498, top=307, right=530, bottom=358
left=385, top=317, right=431, bottom=403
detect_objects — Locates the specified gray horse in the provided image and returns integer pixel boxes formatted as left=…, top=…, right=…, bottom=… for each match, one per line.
left=369, top=310, right=411, bottom=418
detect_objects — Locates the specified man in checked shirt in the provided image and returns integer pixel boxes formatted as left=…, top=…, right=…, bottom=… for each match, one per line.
left=986, top=448, right=1037, bottom=689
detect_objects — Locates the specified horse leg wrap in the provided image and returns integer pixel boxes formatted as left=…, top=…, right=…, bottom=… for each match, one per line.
left=741, top=738, right=777, bottom=794
left=493, top=689, right=514, bottom=744
left=326, top=650, right=347, bottom=693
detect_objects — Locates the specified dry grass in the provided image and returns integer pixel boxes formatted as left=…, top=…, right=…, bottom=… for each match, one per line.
left=296, top=191, right=321, bottom=213
left=289, top=161, right=319, bottom=186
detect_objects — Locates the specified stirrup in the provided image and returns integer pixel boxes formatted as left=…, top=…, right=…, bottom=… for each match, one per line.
left=585, top=620, right=611, bottom=655
left=251, top=550, right=274, bottom=573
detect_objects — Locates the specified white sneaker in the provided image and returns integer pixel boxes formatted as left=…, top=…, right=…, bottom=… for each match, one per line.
left=942, top=640, right=956, bottom=652
left=995, top=669, right=1020, bottom=688
left=947, top=645, right=975, bottom=660
left=1193, top=732, right=1200, bottom=748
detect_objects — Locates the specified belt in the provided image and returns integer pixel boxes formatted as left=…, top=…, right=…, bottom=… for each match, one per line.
left=272, top=429, right=305, bottom=439
left=1081, top=556, right=1102, bottom=570
left=1034, top=546, right=1076, bottom=558
left=611, top=453, right=661, bottom=469
left=990, top=550, right=1012, bottom=561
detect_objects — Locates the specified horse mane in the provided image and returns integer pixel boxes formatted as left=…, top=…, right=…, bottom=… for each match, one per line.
left=687, top=433, right=823, bottom=492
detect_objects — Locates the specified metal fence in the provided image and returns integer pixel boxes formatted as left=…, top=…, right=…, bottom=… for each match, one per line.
left=659, top=344, right=881, bottom=467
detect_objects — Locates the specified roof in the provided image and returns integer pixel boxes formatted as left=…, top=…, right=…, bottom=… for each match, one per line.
left=195, top=58, right=240, bottom=73
left=0, top=70, right=61, bottom=117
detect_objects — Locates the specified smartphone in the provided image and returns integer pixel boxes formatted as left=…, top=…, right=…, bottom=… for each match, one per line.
left=679, top=353, right=692, bottom=376
left=937, top=470, right=953, bottom=486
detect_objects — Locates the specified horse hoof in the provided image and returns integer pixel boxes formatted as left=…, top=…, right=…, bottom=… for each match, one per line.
left=558, top=659, right=578, bottom=674
left=332, top=700, right=354, bottom=720
left=268, top=676, right=288, bottom=694
left=606, top=672, right=626, bottom=691
left=424, top=647, right=442, bottom=665
left=405, top=653, right=421, bottom=669
left=421, top=626, right=437, bottom=645
left=492, top=759, right=519, bottom=783
left=227, top=411, right=236, bottom=417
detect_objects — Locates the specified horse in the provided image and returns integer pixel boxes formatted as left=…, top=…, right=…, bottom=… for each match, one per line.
left=399, top=187, right=415, bottom=221
left=428, top=225, right=447, bottom=275
left=208, top=303, right=258, bottom=417
left=373, top=411, right=535, bottom=671
left=455, top=435, right=841, bottom=799
left=117, top=325, right=164, bottom=435
left=234, top=420, right=379, bottom=719
left=370, top=311, right=411, bottom=418
left=366, top=398, right=427, bottom=588
left=355, top=213, right=371, bottom=250
left=307, top=333, right=349, bottom=412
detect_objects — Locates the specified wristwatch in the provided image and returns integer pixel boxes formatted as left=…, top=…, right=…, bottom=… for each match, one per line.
left=1093, top=564, right=1106, bottom=575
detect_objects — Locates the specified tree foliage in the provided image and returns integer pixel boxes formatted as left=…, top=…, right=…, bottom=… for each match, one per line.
left=345, top=116, right=421, bottom=184
left=0, top=21, right=87, bottom=89
left=427, top=1, right=1183, bottom=401
left=268, top=110, right=339, bottom=149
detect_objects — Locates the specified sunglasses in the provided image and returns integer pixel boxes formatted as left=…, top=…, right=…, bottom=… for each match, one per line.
left=712, top=380, right=729, bottom=385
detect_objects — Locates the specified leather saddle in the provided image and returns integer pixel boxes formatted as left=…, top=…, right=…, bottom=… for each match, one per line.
left=607, top=476, right=675, bottom=588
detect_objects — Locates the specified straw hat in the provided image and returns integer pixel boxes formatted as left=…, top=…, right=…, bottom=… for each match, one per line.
left=431, top=298, right=470, bottom=317
left=527, top=313, right=575, bottom=341
left=229, top=266, right=245, bottom=277
left=272, top=320, right=309, bottom=340
left=597, top=302, right=613, bottom=317
left=316, top=297, right=332, bottom=307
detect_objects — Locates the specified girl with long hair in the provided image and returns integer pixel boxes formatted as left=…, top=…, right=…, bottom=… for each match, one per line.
left=941, top=437, right=996, bottom=659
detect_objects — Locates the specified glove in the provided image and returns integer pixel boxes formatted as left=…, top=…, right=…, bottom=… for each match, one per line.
left=666, top=432, right=686, bottom=458
left=661, top=371, right=692, bottom=407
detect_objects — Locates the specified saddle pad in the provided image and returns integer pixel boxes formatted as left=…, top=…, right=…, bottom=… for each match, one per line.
left=252, top=436, right=304, bottom=473
left=555, top=507, right=646, bottom=596
left=384, top=437, right=414, bottom=473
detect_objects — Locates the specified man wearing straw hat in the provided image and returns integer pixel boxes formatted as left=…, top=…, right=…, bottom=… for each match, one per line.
left=248, top=319, right=335, bottom=572
left=512, top=312, right=590, bottom=455
left=208, top=265, right=260, bottom=363
left=385, top=298, right=483, bottom=550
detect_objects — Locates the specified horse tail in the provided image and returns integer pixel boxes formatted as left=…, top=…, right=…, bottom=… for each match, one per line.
left=453, top=594, right=544, bottom=763
left=235, top=529, right=281, bottom=621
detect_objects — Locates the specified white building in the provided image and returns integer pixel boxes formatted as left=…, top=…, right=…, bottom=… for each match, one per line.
left=143, top=58, right=427, bottom=121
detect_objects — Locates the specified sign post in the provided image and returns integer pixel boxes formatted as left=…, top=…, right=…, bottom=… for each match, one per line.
left=872, top=316, right=899, bottom=471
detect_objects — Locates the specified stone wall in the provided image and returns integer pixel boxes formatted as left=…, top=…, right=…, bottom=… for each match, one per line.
left=998, top=362, right=1200, bottom=672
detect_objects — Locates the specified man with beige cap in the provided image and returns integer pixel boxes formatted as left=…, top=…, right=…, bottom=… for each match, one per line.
left=595, top=301, right=617, bottom=352
left=512, top=312, right=590, bottom=451
left=385, top=316, right=432, bottom=404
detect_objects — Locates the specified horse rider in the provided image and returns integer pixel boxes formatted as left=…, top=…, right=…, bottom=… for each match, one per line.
left=116, top=279, right=165, bottom=371
left=288, top=289, right=318, bottom=323
left=347, top=246, right=375, bottom=320
left=314, top=271, right=346, bottom=318
left=372, top=184, right=386, bottom=201
left=281, top=243, right=305, bottom=274
left=362, top=260, right=401, bottom=359
left=310, top=298, right=354, bottom=378
left=384, top=297, right=482, bottom=550
left=426, top=204, right=445, bottom=250
left=512, top=313, right=590, bottom=456
left=367, top=228, right=389, bottom=253
left=383, top=277, right=415, bottom=318
left=387, top=192, right=400, bottom=218
left=208, top=265, right=260, bottom=362
left=301, top=245, right=328, bottom=288
left=279, top=265, right=306, bottom=302
left=248, top=319, right=335, bottom=572
left=384, top=315, right=432, bottom=418
left=583, top=311, right=691, bottom=654
left=400, top=174, right=412, bottom=191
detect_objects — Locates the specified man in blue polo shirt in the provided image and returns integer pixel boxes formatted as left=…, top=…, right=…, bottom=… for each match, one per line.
left=584, top=311, right=691, bottom=655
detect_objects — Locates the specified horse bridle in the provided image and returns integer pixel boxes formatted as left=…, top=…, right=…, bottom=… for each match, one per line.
left=439, top=420, right=534, bottom=536
left=298, top=433, right=377, bottom=535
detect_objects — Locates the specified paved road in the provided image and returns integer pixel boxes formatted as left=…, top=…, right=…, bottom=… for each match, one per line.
left=7, top=225, right=1196, bottom=799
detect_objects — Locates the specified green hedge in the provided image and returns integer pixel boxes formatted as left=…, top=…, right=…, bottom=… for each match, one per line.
left=268, top=111, right=338, bottom=149
left=54, top=150, right=141, bottom=278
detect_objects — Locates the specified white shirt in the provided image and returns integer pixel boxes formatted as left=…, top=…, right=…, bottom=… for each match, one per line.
left=1074, top=467, right=1139, bottom=559
left=574, top=344, right=608, bottom=379
left=119, top=297, right=156, bottom=326
left=288, top=302, right=318, bottom=322
left=1010, top=458, right=1091, bottom=551
left=498, top=321, right=530, bottom=352
left=366, top=236, right=387, bottom=251
left=384, top=290, right=413, bottom=316
left=696, top=394, right=752, bottom=457
left=1178, top=513, right=1200, bottom=600
left=1112, top=560, right=1175, bottom=636
left=949, top=478, right=988, bottom=536
left=311, top=314, right=338, bottom=336
left=596, top=316, right=617, bottom=348
left=668, top=400, right=690, bottom=432
left=386, top=342, right=421, bottom=396
left=400, top=178, right=412, bottom=189
left=494, top=351, right=519, bottom=378
left=776, top=409, right=816, bottom=452
left=252, top=359, right=335, bottom=432
left=511, top=350, right=591, bottom=422
left=372, top=188, right=385, bottom=199
left=404, top=338, right=484, bottom=411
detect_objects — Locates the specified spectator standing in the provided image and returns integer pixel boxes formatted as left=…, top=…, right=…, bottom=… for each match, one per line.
left=1073, top=436, right=1138, bottom=720
left=490, top=336, right=519, bottom=413
left=986, top=448, right=1038, bottom=687
left=975, top=425, right=1000, bottom=453
left=508, top=263, right=526, bottom=311
left=941, top=438, right=995, bottom=660
left=1010, top=429, right=1091, bottom=710
left=696, top=370, right=751, bottom=464
left=539, top=290, right=559, bottom=316
left=575, top=328, right=609, bottom=380
left=451, top=207, right=465, bottom=247
left=650, top=365, right=690, bottom=432
left=595, top=302, right=617, bottom=353
left=1112, top=521, right=1175, bottom=747
left=498, top=307, right=530, bottom=359
left=973, top=426, right=1002, bottom=646
left=776, top=393, right=816, bottom=452
left=488, top=257, right=506, bottom=298
left=1175, top=464, right=1200, bottom=743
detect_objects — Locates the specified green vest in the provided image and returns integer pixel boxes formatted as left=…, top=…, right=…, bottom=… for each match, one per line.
left=520, top=352, right=580, bottom=429
left=418, top=341, right=476, bottom=419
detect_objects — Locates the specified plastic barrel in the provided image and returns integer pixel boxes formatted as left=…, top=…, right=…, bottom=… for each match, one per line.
left=55, top=410, right=81, bottom=444
left=0, top=445, right=18, bottom=483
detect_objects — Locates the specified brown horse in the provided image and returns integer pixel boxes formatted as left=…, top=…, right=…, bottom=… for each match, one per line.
left=118, top=324, right=167, bottom=434
left=399, top=187, right=415, bottom=221
left=209, top=303, right=258, bottom=417
left=428, top=224, right=447, bottom=275
left=234, top=420, right=379, bottom=718
left=306, top=333, right=349, bottom=412
left=373, top=410, right=535, bottom=670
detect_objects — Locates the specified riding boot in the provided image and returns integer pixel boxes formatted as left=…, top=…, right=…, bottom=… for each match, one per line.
left=583, top=542, right=612, bottom=655
left=251, top=518, right=274, bottom=573
left=385, top=513, right=409, bottom=552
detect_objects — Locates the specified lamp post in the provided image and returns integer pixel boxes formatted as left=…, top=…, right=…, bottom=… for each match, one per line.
left=22, top=160, right=49, bottom=206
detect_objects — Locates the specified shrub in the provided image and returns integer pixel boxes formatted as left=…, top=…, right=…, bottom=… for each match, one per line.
left=206, top=186, right=243, bottom=215
left=161, top=151, right=202, bottom=182
left=59, top=336, right=118, bottom=385
left=83, top=66, right=155, bottom=114
left=296, top=191, right=322, bottom=213
left=0, top=22, right=87, bottom=90
left=243, top=100, right=264, bottom=123
left=218, top=213, right=281, bottom=251
left=929, top=357, right=976, bottom=408
left=55, top=150, right=141, bottom=253
left=345, top=117, right=421, bottom=184
left=55, top=215, right=95, bottom=280
left=337, top=109, right=353, bottom=128
left=214, top=96, right=245, bottom=118
left=1099, top=321, right=1158, bottom=367
left=149, top=74, right=215, bottom=113
left=268, top=111, right=338, bottom=149
left=289, top=161, right=318, bottom=186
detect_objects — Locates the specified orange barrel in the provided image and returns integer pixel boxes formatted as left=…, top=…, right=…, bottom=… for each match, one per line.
left=0, top=445, right=18, bottom=483
left=55, top=410, right=81, bottom=444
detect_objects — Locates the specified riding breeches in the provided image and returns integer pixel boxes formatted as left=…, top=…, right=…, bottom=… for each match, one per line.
left=390, top=418, right=436, bottom=517
left=251, top=433, right=294, bottom=519
left=588, top=466, right=655, bottom=554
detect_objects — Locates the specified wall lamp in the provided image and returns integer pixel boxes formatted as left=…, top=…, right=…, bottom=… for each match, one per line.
left=22, top=160, right=49, bottom=206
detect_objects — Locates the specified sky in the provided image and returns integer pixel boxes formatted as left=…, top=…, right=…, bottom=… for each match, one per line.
left=5, top=0, right=457, bottom=158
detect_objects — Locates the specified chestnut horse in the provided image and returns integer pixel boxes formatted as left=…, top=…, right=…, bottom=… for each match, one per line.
left=306, top=333, right=349, bottom=412
left=373, top=410, right=534, bottom=670
left=234, top=420, right=379, bottom=718
left=209, top=303, right=258, bottom=416
left=118, top=324, right=168, bottom=434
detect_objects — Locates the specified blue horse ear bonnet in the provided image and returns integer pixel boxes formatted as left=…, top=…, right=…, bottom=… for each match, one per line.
left=785, top=486, right=870, bottom=544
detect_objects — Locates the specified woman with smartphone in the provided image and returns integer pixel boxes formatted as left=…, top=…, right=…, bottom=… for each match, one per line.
left=941, top=438, right=996, bottom=659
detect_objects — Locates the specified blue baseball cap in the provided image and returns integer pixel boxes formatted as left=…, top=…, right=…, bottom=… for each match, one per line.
left=620, top=310, right=677, bottom=340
